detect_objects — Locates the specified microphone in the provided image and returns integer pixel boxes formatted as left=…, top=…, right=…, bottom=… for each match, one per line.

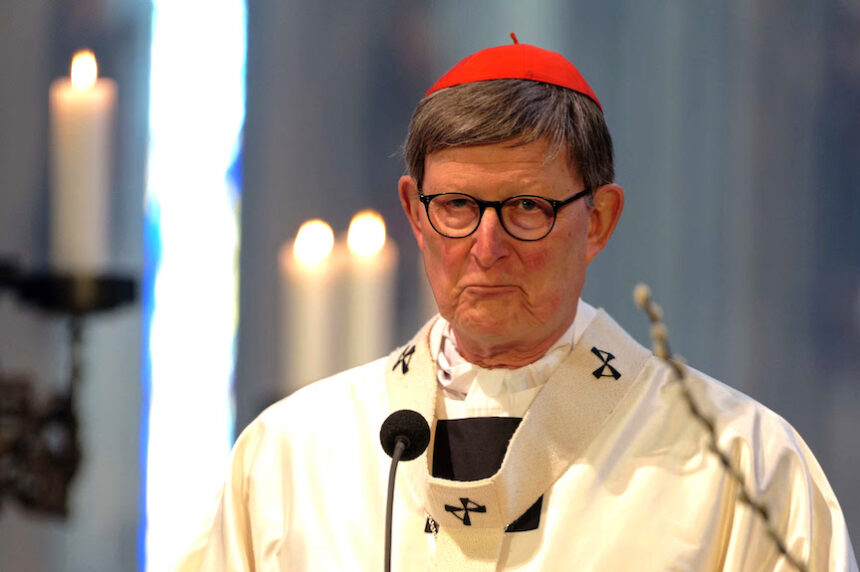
left=380, top=409, right=431, bottom=461
left=380, top=410, right=430, bottom=572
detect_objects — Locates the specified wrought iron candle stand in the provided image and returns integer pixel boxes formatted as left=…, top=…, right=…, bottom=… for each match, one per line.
left=0, top=257, right=136, bottom=516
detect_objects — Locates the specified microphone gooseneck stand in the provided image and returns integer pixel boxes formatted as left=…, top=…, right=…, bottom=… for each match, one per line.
left=380, top=409, right=431, bottom=572
left=384, top=437, right=407, bottom=572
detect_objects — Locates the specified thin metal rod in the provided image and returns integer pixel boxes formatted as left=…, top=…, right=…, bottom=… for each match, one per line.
left=384, top=438, right=406, bottom=572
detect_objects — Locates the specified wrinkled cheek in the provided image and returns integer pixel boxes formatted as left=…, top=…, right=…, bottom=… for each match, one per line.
left=525, top=247, right=550, bottom=265
left=423, top=252, right=459, bottom=316
left=529, top=259, right=584, bottom=314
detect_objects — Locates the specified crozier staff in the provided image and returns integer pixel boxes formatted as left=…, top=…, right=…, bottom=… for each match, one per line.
left=176, top=36, right=857, bottom=571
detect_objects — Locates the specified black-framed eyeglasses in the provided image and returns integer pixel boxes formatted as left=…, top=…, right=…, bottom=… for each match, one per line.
left=417, top=187, right=592, bottom=241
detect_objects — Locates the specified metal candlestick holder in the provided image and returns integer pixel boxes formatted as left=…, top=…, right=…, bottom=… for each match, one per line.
left=0, top=257, right=136, bottom=516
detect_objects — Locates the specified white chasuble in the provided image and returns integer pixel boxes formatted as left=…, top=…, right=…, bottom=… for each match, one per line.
left=385, top=309, right=650, bottom=570
left=174, top=309, right=857, bottom=571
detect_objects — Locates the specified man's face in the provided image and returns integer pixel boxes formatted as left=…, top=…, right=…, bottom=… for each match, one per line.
left=399, top=138, right=623, bottom=366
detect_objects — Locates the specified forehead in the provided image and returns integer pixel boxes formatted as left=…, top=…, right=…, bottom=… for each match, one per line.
left=423, top=139, right=580, bottom=190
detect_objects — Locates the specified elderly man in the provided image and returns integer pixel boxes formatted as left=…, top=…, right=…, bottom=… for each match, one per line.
left=177, top=39, right=856, bottom=570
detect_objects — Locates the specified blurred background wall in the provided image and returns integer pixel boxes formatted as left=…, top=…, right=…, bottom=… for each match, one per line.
left=0, top=1, right=857, bottom=570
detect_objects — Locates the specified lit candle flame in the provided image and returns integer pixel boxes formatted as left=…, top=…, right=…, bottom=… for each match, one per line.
left=347, top=210, right=386, bottom=258
left=71, top=50, right=98, bottom=91
left=293, top=219, right=334, bottom=267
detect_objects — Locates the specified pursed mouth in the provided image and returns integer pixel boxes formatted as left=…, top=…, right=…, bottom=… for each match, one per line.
left=460, top=284, right=520, bottom=293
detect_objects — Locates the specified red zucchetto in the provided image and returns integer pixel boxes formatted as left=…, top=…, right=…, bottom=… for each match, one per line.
left=425, top=33, right=602, bottom=112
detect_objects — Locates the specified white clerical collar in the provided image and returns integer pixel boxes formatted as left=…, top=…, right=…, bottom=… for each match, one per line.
left=429, top=299, right=597, bottom=400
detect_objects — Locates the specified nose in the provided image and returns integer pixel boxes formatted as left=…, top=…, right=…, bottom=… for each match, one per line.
left=470, top=207, right=510, bottom=267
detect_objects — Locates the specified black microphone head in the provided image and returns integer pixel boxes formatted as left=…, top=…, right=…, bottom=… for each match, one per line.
left=379, top=409, right=431, bottom=461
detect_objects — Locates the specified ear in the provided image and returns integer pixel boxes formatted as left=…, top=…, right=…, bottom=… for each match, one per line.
left=586, top=183, right=624, bottom=264
left=398, top=175, right=425, bottom=250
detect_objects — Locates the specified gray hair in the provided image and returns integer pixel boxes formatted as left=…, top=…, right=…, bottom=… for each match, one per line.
left=404, top=79, right=614, bottom=195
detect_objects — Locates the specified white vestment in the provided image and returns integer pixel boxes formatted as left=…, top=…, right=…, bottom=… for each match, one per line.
left=175, top=306, right=857, bottom=571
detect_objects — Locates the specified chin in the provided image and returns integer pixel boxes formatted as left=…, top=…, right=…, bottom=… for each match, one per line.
left=453, top=308, right=522, bottom=342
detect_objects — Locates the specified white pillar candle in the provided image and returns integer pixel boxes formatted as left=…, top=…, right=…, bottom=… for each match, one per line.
left=49, top=50, right=117, bottom=272
left=345, top=210, right=398, bottom=367
left=279, top=219, right=342, bottom=395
